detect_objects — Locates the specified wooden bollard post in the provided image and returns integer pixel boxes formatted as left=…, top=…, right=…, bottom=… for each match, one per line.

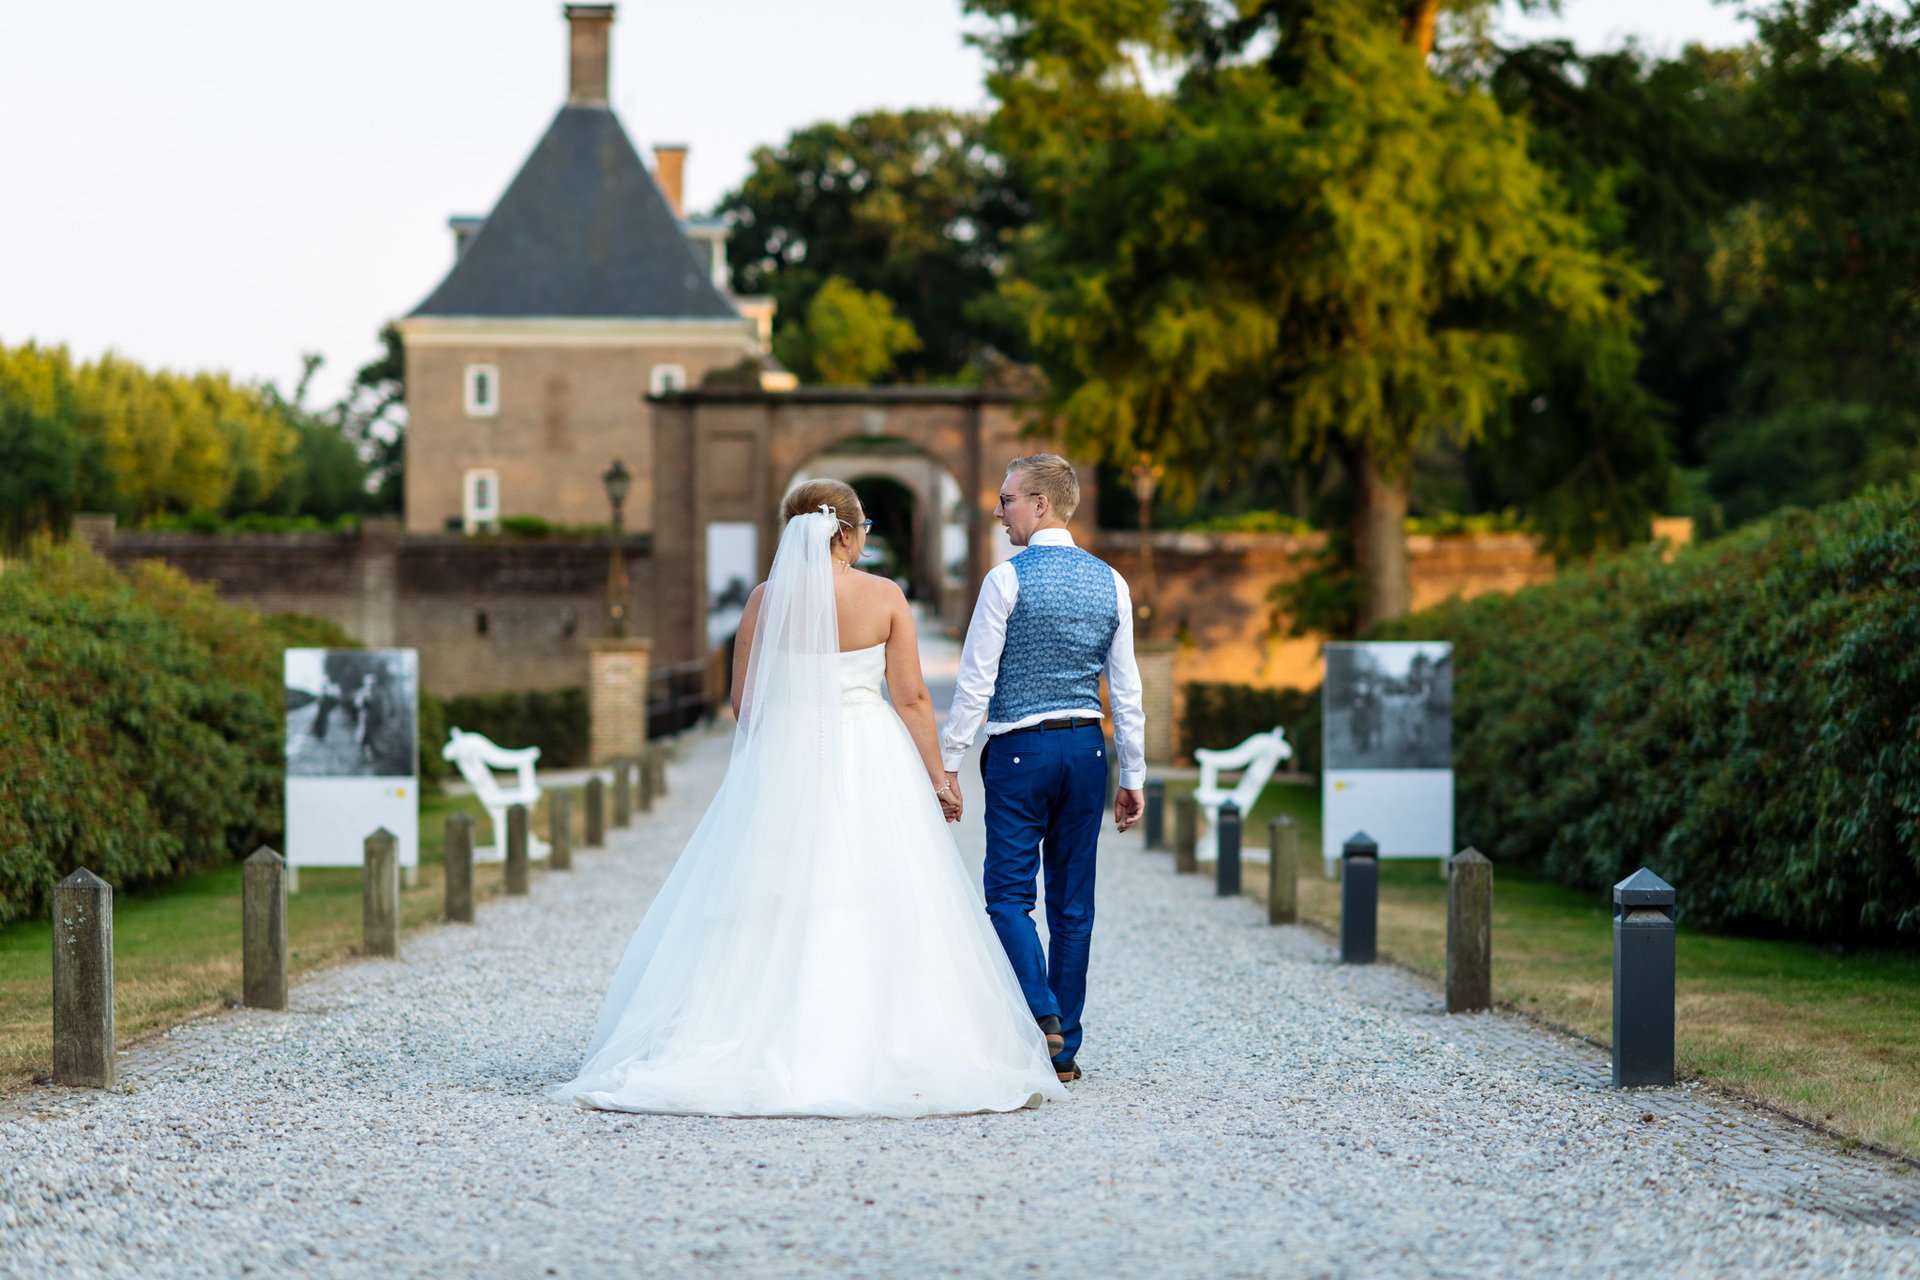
left=637, top=747, right=655, bottom=814
left=363, top=828, right=400, bottom=958
left=505, top=804, right=530, bottom=895
left=648, top=745, right=669, bottom=799
left=1268, top=816, right=1298, bottom=925
left=549, top=789, right=574, bottom=871
left=52, top=868, right=114, bottom=1088
left=613, top=761, right=632, bottom=829
left=585, top=777, right=606, bottom=847
left=444, top=812, right=475, bottom=923
left=242, top=847, right=288, bottom=1010
left=1173, top=794, right=1198, bottom=874
left=1446, top=847, right=1493, bottom=1012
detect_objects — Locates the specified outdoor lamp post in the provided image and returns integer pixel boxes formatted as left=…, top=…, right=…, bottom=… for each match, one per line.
left=603, top=459, right=631, bottom=638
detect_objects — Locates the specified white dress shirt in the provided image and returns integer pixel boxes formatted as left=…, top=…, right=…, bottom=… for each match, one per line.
left=941, top=528, right=1147, bottom=790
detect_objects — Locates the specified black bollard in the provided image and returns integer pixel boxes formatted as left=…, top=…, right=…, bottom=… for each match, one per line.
left=1340, top=831, right=1378, bottom=965
left=1144, top=778, right=1165, bottom=849
left=1612, top=868, right=1676, bottom=1088
left=1216, top=801, right=1242, bottom=897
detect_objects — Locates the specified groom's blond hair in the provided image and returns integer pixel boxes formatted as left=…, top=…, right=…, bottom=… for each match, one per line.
left=1008, top=454, right=1079, bottom=521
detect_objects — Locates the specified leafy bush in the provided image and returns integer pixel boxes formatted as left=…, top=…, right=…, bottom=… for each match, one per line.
left=1181, top=683, right=1321, bottom=778
left=1185, top=511, right=1315, bottom=534
left=0, top=543, right=350, bottom=924
left=418, top=687, right=589, bottom=785
left=1376, top=483, right=1920, bottom=942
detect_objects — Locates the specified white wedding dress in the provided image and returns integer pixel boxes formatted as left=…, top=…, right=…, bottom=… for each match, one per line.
left=552, top=511, right=1069, bottom=1118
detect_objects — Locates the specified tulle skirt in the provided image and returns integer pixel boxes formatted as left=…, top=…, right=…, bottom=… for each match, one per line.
left=550, top=699, right=1069, bottom=1118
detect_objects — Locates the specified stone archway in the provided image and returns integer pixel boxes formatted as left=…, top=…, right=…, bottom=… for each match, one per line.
left=785, top=438, right=968, bottom=621
left=648, top=386, right=1095, bottom=666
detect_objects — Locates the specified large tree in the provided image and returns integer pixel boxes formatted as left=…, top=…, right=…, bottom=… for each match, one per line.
left=718, top=109, right=1030, bottom=381
left=975, top=0, right=1655, bottom=627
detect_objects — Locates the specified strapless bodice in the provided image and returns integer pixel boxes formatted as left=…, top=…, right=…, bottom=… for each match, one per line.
left=840, top=643, right=887, bottom=708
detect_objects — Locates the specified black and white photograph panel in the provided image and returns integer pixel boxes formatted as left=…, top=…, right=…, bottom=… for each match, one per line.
left=284, top=648, right=418, bottom=778
left=1322, top=642, right=1453, bottom=770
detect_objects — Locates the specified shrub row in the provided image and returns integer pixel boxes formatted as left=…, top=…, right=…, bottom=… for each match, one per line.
left=0, top=544, right=348, bottom=925
left=1376, top=483, right=1920, bottom=943
left=418, top=687, right=589, bottom=787
left=1181, top=683, right=1322, bottom=778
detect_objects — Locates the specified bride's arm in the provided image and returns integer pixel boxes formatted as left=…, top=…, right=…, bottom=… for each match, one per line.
left=728, top=584, right=767, bottom=719
left=881, top=587, right=954, bottom=810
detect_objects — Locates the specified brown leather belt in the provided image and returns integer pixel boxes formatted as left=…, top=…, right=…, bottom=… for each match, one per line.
left=1000, top=716, right=1102, bottom=736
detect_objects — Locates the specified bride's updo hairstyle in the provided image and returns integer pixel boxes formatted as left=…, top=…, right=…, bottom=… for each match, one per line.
left=781, top=479, right=864, bottom=544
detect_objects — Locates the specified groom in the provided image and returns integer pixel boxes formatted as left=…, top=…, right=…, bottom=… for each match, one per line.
left=942, top=454, right=1146, bottom=1084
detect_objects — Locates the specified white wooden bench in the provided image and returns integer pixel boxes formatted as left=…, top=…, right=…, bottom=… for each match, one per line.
left=442, top=729, right=548, bottom=863
left=1193, top=727, right=1293, bottom=864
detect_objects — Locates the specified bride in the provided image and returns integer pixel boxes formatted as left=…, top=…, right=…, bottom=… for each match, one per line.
left=552, top=480, right=1070, bottom=1118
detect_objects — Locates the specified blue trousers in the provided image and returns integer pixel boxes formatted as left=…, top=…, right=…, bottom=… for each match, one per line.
left=981, top=722, right=1104, bottom=1064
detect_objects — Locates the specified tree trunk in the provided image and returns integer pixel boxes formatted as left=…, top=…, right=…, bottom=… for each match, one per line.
left=1352, top=439, right=1411, bottom=631
left=1402, top=0, right=1440, bottom=58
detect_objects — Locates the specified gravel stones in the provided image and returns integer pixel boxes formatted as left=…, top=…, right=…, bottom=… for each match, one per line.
left=2, top=727, right=1917, bottom=1277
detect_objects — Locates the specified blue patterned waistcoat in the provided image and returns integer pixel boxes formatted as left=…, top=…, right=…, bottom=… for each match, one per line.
left=988, top=544, right=1119, bottom=723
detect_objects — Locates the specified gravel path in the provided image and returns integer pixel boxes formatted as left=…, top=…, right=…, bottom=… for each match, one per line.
left=3, top=726, right=1918, bottom=1278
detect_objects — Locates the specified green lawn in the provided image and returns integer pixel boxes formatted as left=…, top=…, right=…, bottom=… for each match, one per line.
left=1166, top=776, right=1920, bottom=1159
left=0, top=788, right=582, bottom=1091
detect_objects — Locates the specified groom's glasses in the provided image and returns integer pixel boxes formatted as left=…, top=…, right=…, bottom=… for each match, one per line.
left=997, top=492, right=1042, bottom=507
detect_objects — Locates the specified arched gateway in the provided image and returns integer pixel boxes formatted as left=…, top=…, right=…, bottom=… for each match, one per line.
left=649, top=385, right=1098, bottom=666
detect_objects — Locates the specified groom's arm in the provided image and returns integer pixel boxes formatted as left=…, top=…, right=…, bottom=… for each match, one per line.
left=1105, top=572, right=1147, bottom=791
left=940, top=564, right=1018, bottom=773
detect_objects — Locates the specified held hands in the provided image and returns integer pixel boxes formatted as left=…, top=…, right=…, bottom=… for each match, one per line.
left=1114, top=787, right=1144, bottom=834
left=936, top=771, right=964, bottom=823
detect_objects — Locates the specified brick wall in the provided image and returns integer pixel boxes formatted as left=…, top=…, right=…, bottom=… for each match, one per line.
left=102, top=522, right=652, bottom=698
left=1093, top=530, right=1555, bottom=693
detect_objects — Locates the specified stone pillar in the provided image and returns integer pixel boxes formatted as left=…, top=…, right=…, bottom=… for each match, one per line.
left=1135, top=639, right=1179, bottom=766
left=242, top=847, right=288, bottom=1010
left=589, top=639, right=652, bottom=765
left=52, top=868, right=113, bottom=1088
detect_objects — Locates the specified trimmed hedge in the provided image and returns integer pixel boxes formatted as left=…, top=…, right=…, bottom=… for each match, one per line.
left=418, top=687, right=589, bottom=787
left=1182, top=683, right=1321, bottom=778
left=0, top=543, right=349, bottom=925
left=1376, top=483, right=1920, bottom=942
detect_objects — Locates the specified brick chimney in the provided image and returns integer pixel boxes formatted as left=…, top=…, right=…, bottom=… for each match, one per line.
left=565, top=4, right=615, bottom=106
left=653, top=144, right=687, bottom=217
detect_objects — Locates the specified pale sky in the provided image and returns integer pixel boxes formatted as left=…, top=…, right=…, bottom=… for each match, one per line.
left=0, top=0, right=1756, bottom=407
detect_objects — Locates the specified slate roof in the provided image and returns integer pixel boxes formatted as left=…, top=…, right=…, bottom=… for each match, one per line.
left=411, top=106, right=740, bottom=320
